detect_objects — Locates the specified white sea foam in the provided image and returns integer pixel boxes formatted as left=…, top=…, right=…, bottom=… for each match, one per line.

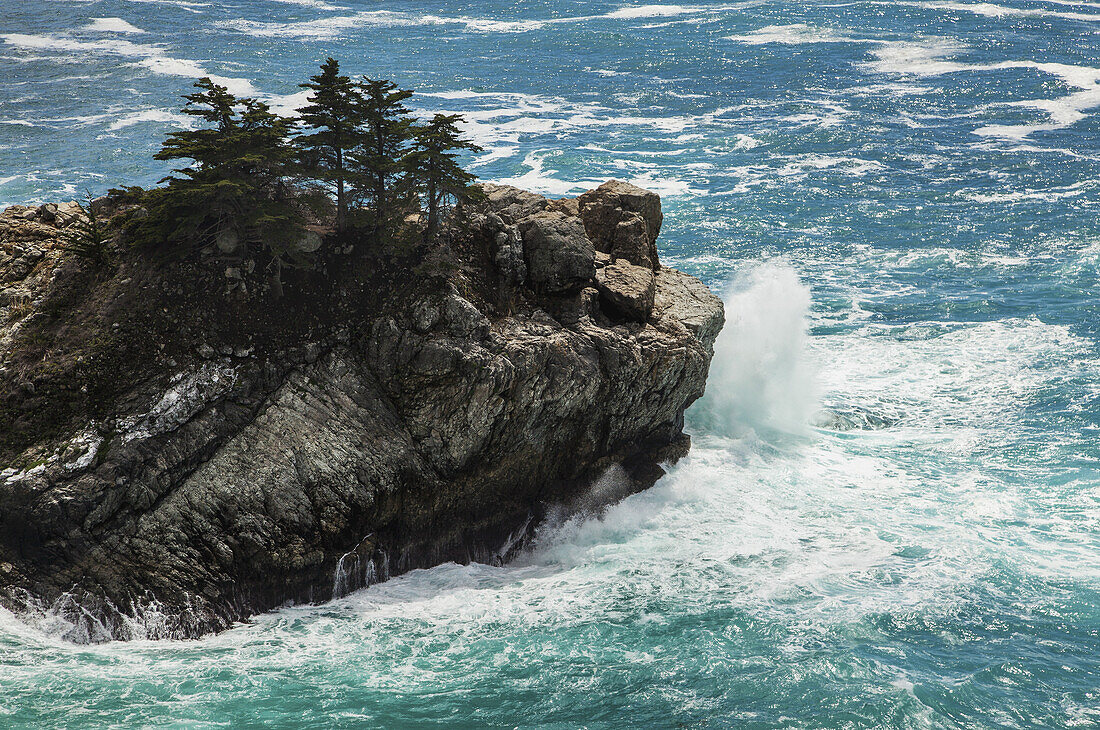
left=693, top=262, right=817, bottom=437
left=218, top=3, right=737, bottom=39
left=106, top=109, right=191, bottom=131
left=726, top=23, right=861, bottom=45
left=604, top=4, right=700, bottom=18
left=865, top=38, right=1100, bottom=139
left=490, top=151, right=597, bottom=195
left=901, top=0, right=1100, bottom=22
left=122, top=0, right=210, bottom=13
left=1, top=33, right=255, bottom=97
left=270, top=0, right=348, bottom=9
left=960, top=179, right=1094, bottom=203
left=83, top=18, right=145, bottom=34
left=264, top=90, right=312, bottom=117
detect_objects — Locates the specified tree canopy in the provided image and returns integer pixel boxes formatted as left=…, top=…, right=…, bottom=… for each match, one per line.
left=135, top=61, right=484, bottom=264
left=149, top=78, right=302, bottom=258
left=296, top=58, right=363, bottom=232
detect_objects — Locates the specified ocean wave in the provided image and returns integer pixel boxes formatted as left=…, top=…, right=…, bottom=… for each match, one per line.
left=217, top=3, right=746, bottom=39
left=0, top=32, right=255, bottom=97
left=959, top=180, right=1095, bottom=203
left=82, top=18, right=145, bottom=34
left=726, top=23, right=863, bottom=44
left=105, top=108, right=192, bottom=132
left=898, top=0, right=1100, bottom=22
left=122, top=0, right=210, bottom=13
left=269, top=0, right=348, bottom=9
left=864, top=38, right=1100, bottom=139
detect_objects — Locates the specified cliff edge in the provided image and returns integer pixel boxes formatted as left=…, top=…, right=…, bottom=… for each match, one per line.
left=0, top=181, right=723, bottom=641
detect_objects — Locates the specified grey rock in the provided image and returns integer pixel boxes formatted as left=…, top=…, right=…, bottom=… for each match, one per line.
left=652, top=266, right=725, bottom=349
left=595, top=260, right=656, bottom=321
left=481, top=183, right=548, bottom=222
left=520, top=211, right=596, bottom=293
left=215, top=229, right=240, bottom=255
left=493, top=226, right=526, bottom=287
left=577, top=180, right=663, bottom=270
left=0, top=186, right=724, bottom=642
left=37, top=203, right=57, bottom=223
left=293, top=229, right=323, bottom=254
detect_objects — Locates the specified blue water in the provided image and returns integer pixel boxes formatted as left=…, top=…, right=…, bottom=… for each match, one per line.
left=3, top=1, right=1100, bottom=727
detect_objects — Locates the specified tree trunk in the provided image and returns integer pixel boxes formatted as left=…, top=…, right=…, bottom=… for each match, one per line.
left=335, top=145, right=346, bottom=232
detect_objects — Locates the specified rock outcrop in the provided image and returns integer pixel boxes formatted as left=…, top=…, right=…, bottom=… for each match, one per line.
left=0, top=181, right=723, bottom=642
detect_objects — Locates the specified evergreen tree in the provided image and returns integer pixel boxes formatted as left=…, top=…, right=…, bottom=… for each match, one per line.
left=62, top=195, right=111, bottom=265
left=404, top=114, right=483, bottom=240
left=149, top=78, right=301, bottom=256
left=295, top=58, right=363, bottom=232
left=352, top=77, right=415, bottom=233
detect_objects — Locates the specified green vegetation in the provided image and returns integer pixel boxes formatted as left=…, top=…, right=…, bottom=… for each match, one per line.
left=62, top=196, right=112, bottom=265
left=405, top=114, right=484, bottom=241
left=296, top=58, right=362, bottom=233
left=128, top=58, right=482, bottom=261
left=146, top=78, right=303, bottom=259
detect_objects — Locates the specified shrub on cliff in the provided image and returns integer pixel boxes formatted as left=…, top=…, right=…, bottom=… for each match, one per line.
left=62, top=197, right=112, bottom=266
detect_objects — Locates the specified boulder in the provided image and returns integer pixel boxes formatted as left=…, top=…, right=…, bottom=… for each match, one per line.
left=596, top=260, right=656, bottom=321
left=520, top=211, right=595, bottom=293
left=482, top=183, right=548, bottom=223
left=293, top=229, right=323, bottom=254
left=53, top=201, right=83, bottom=227
left=36, top=203, right=58, bottom=223
left=577, top=180, right=663, bottom=270
left=652, top=266, right=725, bottom=349
left=215, top=229, right=240, bottom=255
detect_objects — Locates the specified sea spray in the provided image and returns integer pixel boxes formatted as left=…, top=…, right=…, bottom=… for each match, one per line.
left=333, top=537, right=385, bottom=599
left=690, top=261, right=816, bottom=438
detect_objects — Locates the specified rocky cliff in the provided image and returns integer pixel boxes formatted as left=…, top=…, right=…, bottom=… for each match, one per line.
left=0, top=181, right=723, bottom=642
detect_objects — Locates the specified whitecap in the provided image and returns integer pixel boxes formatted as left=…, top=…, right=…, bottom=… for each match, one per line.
left=604, top=4, right=699, bottom=19
left=1, top=33, right=255, bottom=98
left=83, top=18, right=146, bottom=34
left=900, top=0, right=1100, bottom=22
left=490, top=151, right=597, bottom=196
left=726, top=23, right=862, bottom=45
left=106, top=109, right=191, bottom=131
left=864, top=38, right=1100, bottom=139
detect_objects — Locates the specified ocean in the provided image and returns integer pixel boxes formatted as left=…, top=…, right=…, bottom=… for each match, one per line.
left=2, top=0, right=1099, bottom=727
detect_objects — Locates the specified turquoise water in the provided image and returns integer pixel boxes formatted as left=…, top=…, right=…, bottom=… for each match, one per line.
left=3, top=1, right=1100, bottom=727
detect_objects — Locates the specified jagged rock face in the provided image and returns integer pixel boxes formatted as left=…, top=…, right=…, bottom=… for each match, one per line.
left=578, top=180, right=663, bottom=270
left=596, top=260, right=656, bottom=321
left=0, top=183, right=723, bottom=641
left=519, top=211, right=596, bottom=293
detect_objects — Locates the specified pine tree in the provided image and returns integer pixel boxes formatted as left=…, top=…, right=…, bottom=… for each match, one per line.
left=295, top=58, right=363, bottom=232
left=404, top=114, right=483, bottom=240
left=150, top=78, right=301, bottom=255
left=352, top=77, right=415, bottom=233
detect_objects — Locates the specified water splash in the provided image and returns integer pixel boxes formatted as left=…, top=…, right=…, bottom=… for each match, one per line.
left=690, top=261, right=816, bottom=438
left=333, top=537, right=385, bottom=599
